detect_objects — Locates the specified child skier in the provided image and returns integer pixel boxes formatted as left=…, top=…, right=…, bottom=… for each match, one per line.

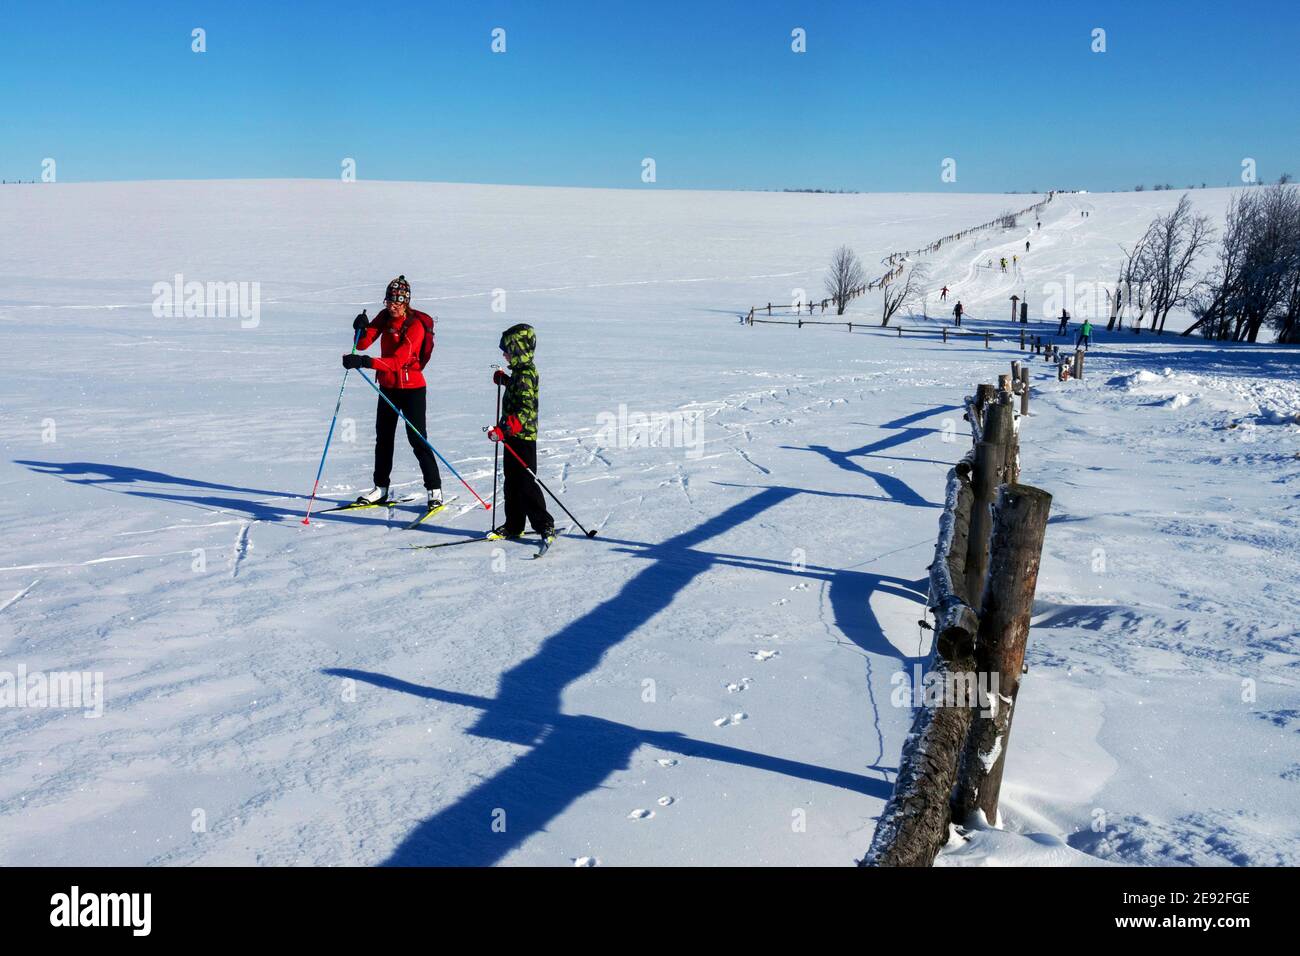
left=487, top=324, right=556, bottom=544
left=341, top=275, right=443, bottom=510
left=1077, top=318, right=1094, bottom=349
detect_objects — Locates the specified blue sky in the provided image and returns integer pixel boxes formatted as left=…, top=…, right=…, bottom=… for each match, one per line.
left=2, top=0, right=1295, bottom=192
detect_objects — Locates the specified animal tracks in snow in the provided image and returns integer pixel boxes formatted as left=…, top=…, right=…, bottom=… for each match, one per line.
left=749, top=649, right=781, bottom=662
left=713, top=712, right=748, bottom=727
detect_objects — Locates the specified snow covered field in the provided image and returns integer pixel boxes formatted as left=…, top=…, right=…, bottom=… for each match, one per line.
left=0, top=181, right=1296, bottom=866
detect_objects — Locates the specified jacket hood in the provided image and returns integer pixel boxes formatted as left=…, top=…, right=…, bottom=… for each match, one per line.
left=499, top=323, right=536, bottom=368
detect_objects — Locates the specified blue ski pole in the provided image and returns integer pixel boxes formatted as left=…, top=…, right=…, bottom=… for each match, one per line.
left=302, top=322, right=363, bottom=525
left=354, top=369, right=492, bottom=511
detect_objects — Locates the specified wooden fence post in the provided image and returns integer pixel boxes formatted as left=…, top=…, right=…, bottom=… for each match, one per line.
left=951, top=484, right=1052, bottom=827
left=1019, top=367, right=1030, bottom=416
left=943, top=327, right=948, bottom=343
left=898, top=326, right=903, bottom=338
left=973, top=383, right=996, bottom=424
left=1074, top=348, right=1085, bottom=380
left=1019, top=327, right=1025, bottom=350
left=984, top=331, right=990, bottom=349
left=963, top=399, right=1013, bottom=604
left=1010, top=361, right=1020, bottom=385
left=998, top=373, right=1012, bottom=396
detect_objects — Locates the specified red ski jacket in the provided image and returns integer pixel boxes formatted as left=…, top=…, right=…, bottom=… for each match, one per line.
left=356, top=308, right=433, bottom=389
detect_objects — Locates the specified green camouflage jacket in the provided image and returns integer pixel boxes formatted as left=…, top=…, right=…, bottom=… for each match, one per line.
left=499, top=324, right=539, bottom=440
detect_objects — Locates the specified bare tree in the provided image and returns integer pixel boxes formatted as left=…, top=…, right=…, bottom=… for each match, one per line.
left=1183, top=185, right=1300, bottom=342
left=881, top=263, right=929, bottom=327
left=1141, top=195, right=1215, bottom=334
left=825, top=245, right=865, bottom=316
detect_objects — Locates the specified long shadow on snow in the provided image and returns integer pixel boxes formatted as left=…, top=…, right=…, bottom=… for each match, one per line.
left=332, top=483, right=929, bottom=865
left=12, top=459, right=421, bottom=526
left=780, top=402, right=960, bottom=509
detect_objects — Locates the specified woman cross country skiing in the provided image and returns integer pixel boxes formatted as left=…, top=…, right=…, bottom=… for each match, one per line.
left=341, top=275, right=444, bottom=510
left=487, top=324, right=556, bottom=544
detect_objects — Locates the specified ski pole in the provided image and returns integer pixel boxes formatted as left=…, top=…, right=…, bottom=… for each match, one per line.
left=302, top=324, right=363, bottom=525
left=355, top=369, right=492, bottom=511
left=488, top=429, right=597, bottom=537
left=491, top=370, right=502, bottom=529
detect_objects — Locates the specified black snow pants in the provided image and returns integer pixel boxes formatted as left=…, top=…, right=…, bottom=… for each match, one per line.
left=374, top=386, right=442, bottom=490
left=502, top=436, right=554, bottom=536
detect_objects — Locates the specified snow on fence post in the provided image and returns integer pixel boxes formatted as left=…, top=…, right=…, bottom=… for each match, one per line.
left=1011, top=360, right=1021, bottom=386
left=860, top=462, right=978, bottom=867
left=950, top=483, right=1053, bottom=828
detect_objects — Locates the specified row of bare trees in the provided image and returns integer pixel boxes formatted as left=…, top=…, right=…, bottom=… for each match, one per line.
left=1184, top=185, right=1300, bottom=342
left=826, top=245, right=929, bottom=326
left=1111, top=185, right=1300, bottom=342
left=1110, top=195, right=1214, bottom=335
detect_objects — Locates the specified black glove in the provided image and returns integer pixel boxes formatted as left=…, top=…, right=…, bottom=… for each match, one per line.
left=342, top=354, right=373, bottom=370
left=352, top=310, right=369, bottom=332
left=493, top=369, right=510, bottom=386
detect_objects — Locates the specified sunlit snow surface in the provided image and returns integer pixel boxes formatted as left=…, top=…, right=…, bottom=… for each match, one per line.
left=0, top=181, right=1296, bottom=866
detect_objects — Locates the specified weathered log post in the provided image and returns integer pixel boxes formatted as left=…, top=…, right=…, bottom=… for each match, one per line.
left=984, top=331, right=991, bottom=349
left=860, top=466, right=979, bottom=867
left=963, top=398, right=1014, bottom=606
left=998, top=373, right=1012, bottom=397
left=1019, top=327, right=1025, bottom=350
left=1073, top=348, right=1085, bottom=381
left=943, top=327, right=948, bottom=344
left=1019, top=367, right=1030, bottom=416
left=973, top=383, right=996, bottom=426
left=951, top=484, right=1053, bottom=827
left=1010, top=361, right=1021, bottom=387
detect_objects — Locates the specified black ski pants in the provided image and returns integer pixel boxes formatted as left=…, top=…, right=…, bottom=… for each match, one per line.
left=374, top=386, right=442, bottom=491
left=502, top=436, right=554, bottom=535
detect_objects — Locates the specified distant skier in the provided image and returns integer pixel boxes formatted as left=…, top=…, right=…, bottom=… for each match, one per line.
left=1057, top=308, right=1070, bottom=336
left=1077, top=318, right=1094, bottom=349
left=487, top=324, right=556, bottom=544
left=953, top=301, right=964, bottom=327
left=1000, top=257, right=1008, bottom=272
left=1025, top=240, right=1030, bottom=251
left=940, top=285, right=949, bottom=301
left=342, top=276, right=443, bottom=510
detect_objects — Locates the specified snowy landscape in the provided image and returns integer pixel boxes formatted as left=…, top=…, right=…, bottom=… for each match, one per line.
left=1, top=180, right=1297, bottom=868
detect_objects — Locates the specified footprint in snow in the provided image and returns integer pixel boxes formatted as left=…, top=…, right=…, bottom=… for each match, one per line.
left=656, top=758, right=679, bottom=768
left=714, top=712, right=748, bottom=727
left=750, top=650, right=780, bottom=663
left=573, top=856, right=599, bottom=867
left=657, top=796, right=675, bottom=807
left=628, top=809, right=655, bottom=821
left=772, top=598, right=789, bottom=606
left=790, top=582, right=809, bottom=591
left=725, top=678, right=753, bottom=693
